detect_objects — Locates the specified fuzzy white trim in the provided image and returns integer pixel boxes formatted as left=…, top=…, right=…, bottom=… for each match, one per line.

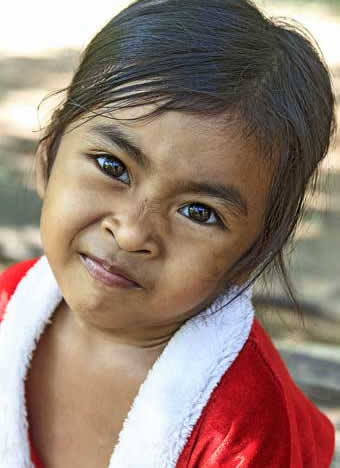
left=0, top=256, right=62, bottom=468
left=0, top=256, right=254, bottom=468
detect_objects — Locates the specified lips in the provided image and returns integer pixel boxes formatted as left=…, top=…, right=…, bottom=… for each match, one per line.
left=80, top=254, right=142, bottom=288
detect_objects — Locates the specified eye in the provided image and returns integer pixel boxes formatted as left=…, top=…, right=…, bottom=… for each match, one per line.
left=95, top=155, right=130, bottom=184
left=179, top=203, right=222, bottom=227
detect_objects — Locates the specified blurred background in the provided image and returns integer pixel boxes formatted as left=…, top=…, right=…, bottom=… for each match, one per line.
left=0, top=0, right=339, bottom=464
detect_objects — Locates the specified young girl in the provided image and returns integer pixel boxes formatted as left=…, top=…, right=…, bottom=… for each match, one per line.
left=0, top=0, right=337, bottom=466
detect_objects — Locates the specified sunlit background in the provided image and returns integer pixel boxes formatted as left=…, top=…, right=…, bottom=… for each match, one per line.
left=0, top=0, right=339, bottom=463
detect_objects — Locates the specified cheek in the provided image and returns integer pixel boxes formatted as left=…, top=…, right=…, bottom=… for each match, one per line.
left=161, top=229, right=257, bottom=313
left=157, top=245, right=232, bottom=312
left=40, top=185, right=77, bottom=249
left=40, top=169, right=102, bottom=249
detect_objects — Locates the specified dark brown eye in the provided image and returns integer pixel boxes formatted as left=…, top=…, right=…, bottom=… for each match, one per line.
left=179, top=203, right=220, bottom=226
left=103, top=158, right=124, bottom=176
left=96, top=155, right=130, bottom=184
left=189, top=204, right=211, bottom=222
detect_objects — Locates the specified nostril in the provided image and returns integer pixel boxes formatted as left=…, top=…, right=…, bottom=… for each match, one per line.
left=105, top=227, right=115, bottom=237
left=103, top=218, right=156, bottom=255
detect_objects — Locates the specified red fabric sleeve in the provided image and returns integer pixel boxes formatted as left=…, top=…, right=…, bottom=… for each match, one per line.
left=0, top=258, right=39, bottom=322
left=176, top=320, right=335, bottom=467
left=0, top=258, right=44, bottom=468
left=177, top=339, right=291, bottom=467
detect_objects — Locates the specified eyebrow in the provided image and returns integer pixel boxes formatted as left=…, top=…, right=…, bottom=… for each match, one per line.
left=88, top=123, right=151, bottom=169
left=87, top=123, right=248, bottom=218
left=176, top=180, right=248, bottom=217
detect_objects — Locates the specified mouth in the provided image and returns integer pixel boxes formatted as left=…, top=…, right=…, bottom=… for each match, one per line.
left=79, top=254, right=142, bottom=289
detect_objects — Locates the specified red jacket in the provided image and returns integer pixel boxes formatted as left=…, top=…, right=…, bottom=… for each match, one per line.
left=0, top=258, right=335, bottom=467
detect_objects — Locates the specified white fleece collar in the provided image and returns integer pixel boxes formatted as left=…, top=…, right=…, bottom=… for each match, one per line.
left=0, top=256, right=254, bottom=468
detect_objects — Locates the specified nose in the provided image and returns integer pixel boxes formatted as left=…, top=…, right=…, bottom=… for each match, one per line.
left=101, top=199, right=161, bottom=256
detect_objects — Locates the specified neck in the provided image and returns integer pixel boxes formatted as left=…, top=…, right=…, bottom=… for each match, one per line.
left=53, top=300, right=179, bottom=363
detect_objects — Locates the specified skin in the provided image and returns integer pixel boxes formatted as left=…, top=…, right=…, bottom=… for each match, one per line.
left=29, top=106, right=272, bottom=465
left=36, top=105, right=271, bottom=364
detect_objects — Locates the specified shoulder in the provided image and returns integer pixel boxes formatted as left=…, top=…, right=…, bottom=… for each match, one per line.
left=0, top=258, right=40, bottom=322
left=178, top=319, right=335, bottom=467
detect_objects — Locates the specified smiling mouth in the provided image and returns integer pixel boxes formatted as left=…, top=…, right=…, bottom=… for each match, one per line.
left=80, top=254, right=141, bottom=289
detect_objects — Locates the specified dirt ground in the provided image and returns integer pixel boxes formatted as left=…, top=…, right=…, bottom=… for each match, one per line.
left=0, top=0, right=339, bottom=463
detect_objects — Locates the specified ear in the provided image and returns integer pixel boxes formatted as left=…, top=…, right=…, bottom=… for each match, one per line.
left=35, top=142, right=49, bottom=199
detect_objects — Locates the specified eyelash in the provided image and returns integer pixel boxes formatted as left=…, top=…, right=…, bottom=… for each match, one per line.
left=88, top=153, right=225, bottom=229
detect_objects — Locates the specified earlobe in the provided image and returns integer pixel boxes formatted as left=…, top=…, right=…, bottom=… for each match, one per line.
left=35, top=144, right=49, bottom=200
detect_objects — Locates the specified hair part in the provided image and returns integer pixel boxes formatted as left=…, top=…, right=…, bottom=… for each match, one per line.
left=36, top=0, right=337, bottom=317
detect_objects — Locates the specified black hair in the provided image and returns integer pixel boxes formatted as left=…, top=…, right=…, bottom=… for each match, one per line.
left=36, top=0, right=337, bottom=316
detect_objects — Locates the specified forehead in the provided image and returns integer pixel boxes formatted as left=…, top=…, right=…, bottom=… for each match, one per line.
left=70, top=106, right=262, bottom=170
left=64, top=106, right=271, bottom=217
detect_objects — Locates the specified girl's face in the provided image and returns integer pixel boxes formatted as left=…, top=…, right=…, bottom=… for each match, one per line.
left=37, top=106, right=270, bottom=347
